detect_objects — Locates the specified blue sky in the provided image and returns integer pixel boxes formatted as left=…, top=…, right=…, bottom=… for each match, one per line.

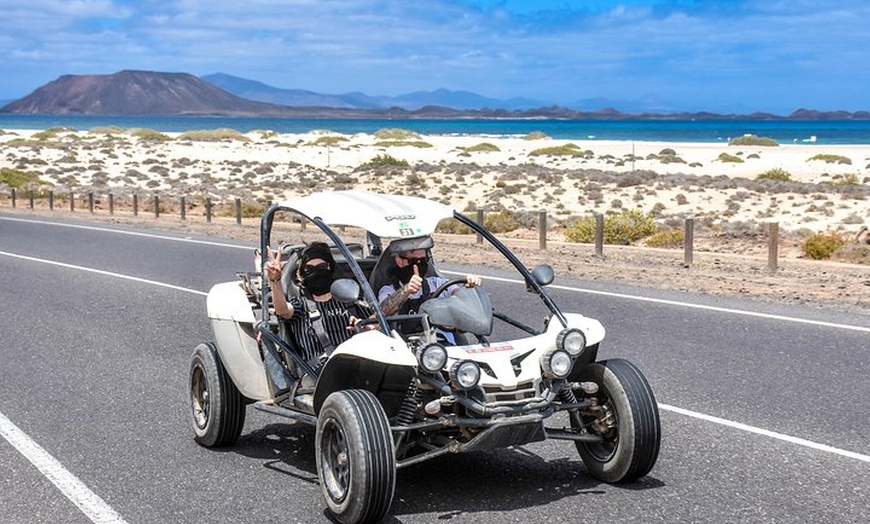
left=1, top=0, right=868, bottom=114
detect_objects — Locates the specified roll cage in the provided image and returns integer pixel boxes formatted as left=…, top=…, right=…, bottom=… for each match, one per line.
left=253, top=191, right=568, bottom=379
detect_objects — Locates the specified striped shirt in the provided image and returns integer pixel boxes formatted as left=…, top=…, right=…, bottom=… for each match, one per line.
left=283, top=295, right=362, bottom=362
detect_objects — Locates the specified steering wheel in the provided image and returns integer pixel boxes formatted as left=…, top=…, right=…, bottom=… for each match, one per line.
left=431, top=277, right=471, bottom=298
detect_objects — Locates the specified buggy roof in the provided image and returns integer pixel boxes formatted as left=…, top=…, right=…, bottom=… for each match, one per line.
left=278, top=190, right=455, bottom=238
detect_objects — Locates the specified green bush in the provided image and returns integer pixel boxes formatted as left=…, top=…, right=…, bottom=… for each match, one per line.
left=728, top=134, right=779, bottom=146
left=177, top=128, right=250, bottom=142
left=803, top=231, right=847, bottom=260
left=524, top=131, right=549, bottom=140
left=374, top=128, right=420, bottom=140
left=529, top=144, right=590, bottom=157
left=375, top=140, right=433, bottom=148
left=565, top=209, right=657, bottom=244
left=365, top=154, right=409, bottom=168
left=717, top=152, right=744, bottom=163
left=756, top=168, right=792, bottom=182
left=89, top=126, right=127, bottom=135
left=131, top=128, right=172, bottom=141
left=0, top=168, right=41, bottom=188
left=831, top=173, right=861, bottom=186
left=436, top=210, right=520, bottom=235
left=806, top=153, right=851, bottom=165
left=644, top=228, right=685, bottom=248
left=462, top=142, right=501, bottom=153
left=308, top=135, right=349, bottom=146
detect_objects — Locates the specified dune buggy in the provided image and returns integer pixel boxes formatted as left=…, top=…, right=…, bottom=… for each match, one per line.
left=189, top=190, right=661, bottom=523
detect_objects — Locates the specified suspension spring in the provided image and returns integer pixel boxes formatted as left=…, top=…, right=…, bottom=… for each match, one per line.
left=558, top=386, right=578, bottom=404
left=396, top=381, right=421, bottom=425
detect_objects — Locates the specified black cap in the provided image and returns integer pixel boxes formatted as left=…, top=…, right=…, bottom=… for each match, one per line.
left=301, top=241, right=336, bottom=269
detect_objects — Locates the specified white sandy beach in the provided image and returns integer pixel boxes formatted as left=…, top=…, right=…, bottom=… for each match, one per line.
left=1, top=127, right=868, bottom=235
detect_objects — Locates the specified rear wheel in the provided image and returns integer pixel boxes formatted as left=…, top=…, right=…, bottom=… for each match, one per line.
left=570, top=358, right=660, bottom=482
left=189, top=342, right=246, bottom=447
left=316, top=389, right=396, bottom=524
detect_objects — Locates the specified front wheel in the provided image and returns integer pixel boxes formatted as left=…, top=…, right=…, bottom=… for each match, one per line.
left=189, top=342, right=246, bottom=447
left=570, top=358, right=660, bottom=483
left=316, top=389, right=396, bottom=524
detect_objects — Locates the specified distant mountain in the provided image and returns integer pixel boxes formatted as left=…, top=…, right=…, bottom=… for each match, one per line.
left=0, top=70, right=298, bottom=115
left=200, top=73, right=382, bottom=109
left=201, top=73, right=546, bottom=111
left=3, top=70, right=869, bottom=120
left=570, top=94, right=686, bottom=114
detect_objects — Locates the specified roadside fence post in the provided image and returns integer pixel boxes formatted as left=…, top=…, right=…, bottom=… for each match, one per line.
left=69, top=192, right=74, bottom=212
left=49, top=191, right=54, bottom=211
left=538, top=210, right=547, bottom=250
left=133, top=194, right=139, bottom=216
left=180, top=196, right=186, bottom=221
left=11, top=188, right=16, bottom=208
left=683, top=217, right=694, bottom=268
left=235, top=198, right=242, bottom=225
left=206, top=198, right=212, bottom=223
left=29, top=190, right=34, bottom=209
left=108, top=193, right=114, bottom=215
left=88, top=192, right=94, bottom=214
left=594, top=213, right=604, bottom=257
left=153, top=195, right=160, bottom=218
left=476, top=208, right=484, bottom=244
left=768, top=222, right=779, bottom=273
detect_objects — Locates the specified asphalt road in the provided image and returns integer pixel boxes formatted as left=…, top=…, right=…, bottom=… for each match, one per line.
left=1, top=213, right=868, bottom=524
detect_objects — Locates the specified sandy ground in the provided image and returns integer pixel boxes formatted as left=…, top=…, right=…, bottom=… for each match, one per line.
left=1, top=127, right=868, bottom=315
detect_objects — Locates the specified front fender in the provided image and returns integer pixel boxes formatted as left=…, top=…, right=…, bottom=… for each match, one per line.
left=313, top=330, right=417, bottom=415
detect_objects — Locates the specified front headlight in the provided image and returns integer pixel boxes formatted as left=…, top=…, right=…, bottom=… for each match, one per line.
left=449, top=360, right=481, bottom=390
left=417, top=343, right=448, bottom=373
left=556, top=328, right=587, bottom=357
left=541, top=349, right=573, bottom=379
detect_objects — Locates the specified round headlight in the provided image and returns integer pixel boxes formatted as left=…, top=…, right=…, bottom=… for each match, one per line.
left=449, top=360, right=481, bottom=390
left=542, top=349, right=573, bottom=379
left=417, top=343, right=448, bottom=373
left=557, top=328, right=587, bottom=357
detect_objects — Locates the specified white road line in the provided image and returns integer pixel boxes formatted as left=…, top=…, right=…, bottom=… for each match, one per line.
left=447, top=271, right=870, bottom=333
left=0, top=412, right=129, bottom=524
left=0, top=215, right=251, bottom=250
left=0, top=250, right=208, bottom=296
left=659, top=403, right=870, bottom=463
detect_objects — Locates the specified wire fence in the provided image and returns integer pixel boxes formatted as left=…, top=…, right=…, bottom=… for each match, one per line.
left=1, top=187, right=784, bottom=272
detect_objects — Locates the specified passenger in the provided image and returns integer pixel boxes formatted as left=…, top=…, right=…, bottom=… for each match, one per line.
left=378, top=247, right=481, bottom=316
left=264, top=242, right=367, bottom=366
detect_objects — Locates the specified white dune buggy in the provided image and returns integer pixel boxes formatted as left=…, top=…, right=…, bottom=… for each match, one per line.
left=189, top=190, right=661, bottom=524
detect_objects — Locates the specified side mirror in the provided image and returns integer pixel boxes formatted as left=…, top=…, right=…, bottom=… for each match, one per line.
left=530, top=264, right=555, bottom=287
left=330, top=278, right=360, bottom=304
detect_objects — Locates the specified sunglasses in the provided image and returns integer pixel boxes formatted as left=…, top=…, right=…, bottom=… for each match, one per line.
left=398, top=255, right=426, bottom=265
left=301, top=262, right=330, bottom=274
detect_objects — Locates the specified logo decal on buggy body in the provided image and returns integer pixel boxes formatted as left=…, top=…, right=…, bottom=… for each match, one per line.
left=462, top=344, right=515, bottom=354
left=385, top=214, right=416, bottom=221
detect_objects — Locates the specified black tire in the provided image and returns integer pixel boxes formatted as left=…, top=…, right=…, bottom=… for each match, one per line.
left=316, top=389, right=396, bottom=524
left=570, top=358, right=661, bottom=483
left=189, top=342, right=246, bottom=447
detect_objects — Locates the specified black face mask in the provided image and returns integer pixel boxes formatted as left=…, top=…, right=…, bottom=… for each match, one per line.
left=301, top=265, right=333, bottom=295
left=393, top=257, right=428, bottom=283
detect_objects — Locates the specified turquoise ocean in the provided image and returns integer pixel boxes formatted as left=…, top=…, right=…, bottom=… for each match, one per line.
left=2, top=114, right=870, bottom=145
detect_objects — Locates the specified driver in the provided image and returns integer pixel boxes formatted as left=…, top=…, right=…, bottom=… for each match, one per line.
left=378, top=246, right=481, bottom=316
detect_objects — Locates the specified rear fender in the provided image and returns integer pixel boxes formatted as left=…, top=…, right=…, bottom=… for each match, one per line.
left=207, top=282, right=270, bottom=400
